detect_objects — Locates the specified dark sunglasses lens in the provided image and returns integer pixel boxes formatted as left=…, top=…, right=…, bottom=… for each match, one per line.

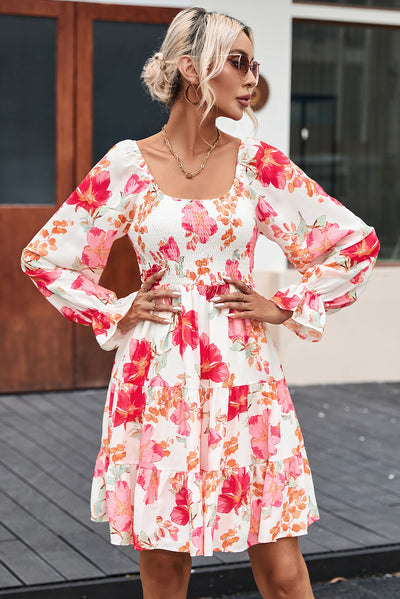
left=238, top=55, right=249, bottom=78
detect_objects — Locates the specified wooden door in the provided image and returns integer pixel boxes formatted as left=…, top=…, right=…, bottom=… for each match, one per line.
left=73, top=3, right=178, bottom=387
left=0, top=0, right=75, bottom=392
left=0, top=0, right=179, bottom=392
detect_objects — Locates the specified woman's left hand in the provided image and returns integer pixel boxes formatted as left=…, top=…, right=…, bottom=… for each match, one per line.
left=211, top=276, right=293, bottom=325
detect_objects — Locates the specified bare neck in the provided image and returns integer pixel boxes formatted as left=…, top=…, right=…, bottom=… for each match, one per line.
left=164, top=96, right=219, bottom=158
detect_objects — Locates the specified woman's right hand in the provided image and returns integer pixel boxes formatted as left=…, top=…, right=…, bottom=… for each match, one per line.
left=117, top=269, right=181, bottom=333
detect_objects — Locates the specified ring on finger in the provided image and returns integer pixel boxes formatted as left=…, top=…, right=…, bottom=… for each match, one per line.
left=146, top=292, right=151, bottom=301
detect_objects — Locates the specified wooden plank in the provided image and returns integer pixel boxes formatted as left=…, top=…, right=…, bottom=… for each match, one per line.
left=0, top=492, right=88, bottom=582
left=0, top=539, right=66, bottom=586
left=0, top=395, right=98, bottom=456
left=0, top=560, right=22, bottom=589
left=0, top=462, right=139, bottom=577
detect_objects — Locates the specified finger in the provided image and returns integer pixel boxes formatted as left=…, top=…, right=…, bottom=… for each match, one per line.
left=145, top=302, right=181, bottom=314
left=214, top=301, right=252, bottom=310
left=227, top=311, right=254, bottom=319
left=222, top=276, right=251, bottom=293
left=142, top=269, right=167, bottom=289
left=211, top=291, right=246, bottom=304
left=151, top=289, right=181, bottom=299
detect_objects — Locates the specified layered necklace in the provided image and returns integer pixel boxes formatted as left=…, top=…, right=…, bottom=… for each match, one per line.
left=161, top=125, right=221, bottom=179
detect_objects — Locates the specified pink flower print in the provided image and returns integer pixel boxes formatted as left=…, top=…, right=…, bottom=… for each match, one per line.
left=71, top=274, right=116, bottom=301
left=208, top=428, right=223, bottom=449
left=255, top=197, right=278, bottom=224
left=93, top=448, right=109, bottom=477
left=199, top=333, right=229, bottom=383
left=81, top=228, right=117, bottom=269
left=148, top=375, right=169, bottom=387
left=225, top=259, right=241, bottom=280
left=22, top=265, right=61, bottom=298
left=105, top=481, right=132, bottom=532
left=60, top=306, right=91, bottom=325
left=159, top=236, right=180, bottom=262
left=228, top=316, right=251, bottom=346
left=192, top=526, right=204, bottom=554
left=139, top=424, right=165, bottom=467
left=170, top=486, right=192, bottom=526
left=248, top=498, right=262, bottom=546
left=284, top=454, right=303, bottom=480
left=261, top=471, right=285, bottom=508
left=245, top=226, right=258, bottom=271
left=276, top=380, right=294, bottom=414
left=172, top=307, right=199, bottom=357
left=339, top=229, right=380, bottom=266
left=170, top=401, right=191, bottom=437
left=227, top=385, right=249, bottom=421
left=181, top=201, right=218, bottom=247
left=249, top=409, right=281, bottom=459
left=303, top=290, right=321, bottom=312
left=124, top=173, right=147, bottom=196
left=253, top=142, right=291, bottom=189
left=112, top=385, right=146, bottom=427
left=122, top=338, right=152, bottom=384
left=66, top=168, right=111, bottom=213
left=305, top=222, right=352, bottom=258
left=137, top=466, right=161, bottom=505
left=217, top=467, right=250, bottom=514
left=91, top=310, right=112, bottom=337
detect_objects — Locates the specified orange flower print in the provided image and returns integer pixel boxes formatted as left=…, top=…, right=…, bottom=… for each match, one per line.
left=221, top=529, right=240, bottom=550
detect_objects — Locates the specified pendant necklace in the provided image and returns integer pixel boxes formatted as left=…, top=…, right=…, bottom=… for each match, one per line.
left=161, top=125, right=221, bottom=179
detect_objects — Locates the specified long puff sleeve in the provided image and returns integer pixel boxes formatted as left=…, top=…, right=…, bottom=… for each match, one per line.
left=244, top=140, right=380, bottom=342
left=21, top=139, right=141, bottom=350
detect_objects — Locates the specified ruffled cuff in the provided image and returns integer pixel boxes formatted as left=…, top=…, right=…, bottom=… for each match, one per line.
left=92, top=291, right=138, bottom=351
left=270, top=284, right=326, bottom=343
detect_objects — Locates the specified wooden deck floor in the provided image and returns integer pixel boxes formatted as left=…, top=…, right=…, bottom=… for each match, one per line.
left=0, top=381, right=399, bottom=591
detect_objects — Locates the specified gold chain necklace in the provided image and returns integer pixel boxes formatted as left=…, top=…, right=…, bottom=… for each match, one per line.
left=161, top=125, right=221, bottom=179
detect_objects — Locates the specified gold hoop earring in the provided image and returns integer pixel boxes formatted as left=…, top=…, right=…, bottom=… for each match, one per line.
left=184, top=83, right=200, bottom=106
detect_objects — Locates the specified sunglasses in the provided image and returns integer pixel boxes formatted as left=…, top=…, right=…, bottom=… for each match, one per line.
left=227, top=53, right=260, bottom=85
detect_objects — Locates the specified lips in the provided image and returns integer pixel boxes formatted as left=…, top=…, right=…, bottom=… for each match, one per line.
left=236, top=95, right=251, bottom=108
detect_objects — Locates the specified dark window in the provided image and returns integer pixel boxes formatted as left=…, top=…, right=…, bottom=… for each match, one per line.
left=291, top=21, right=400, bottom=261
left=93, top=21, right=169, bottom=163
left=294, top=1, right=400, bottom=8
left=0, top=15, right=56, bottom=205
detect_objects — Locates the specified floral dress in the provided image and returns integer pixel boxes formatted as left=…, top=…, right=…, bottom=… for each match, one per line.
left=21, top=137, right=380, bottom=556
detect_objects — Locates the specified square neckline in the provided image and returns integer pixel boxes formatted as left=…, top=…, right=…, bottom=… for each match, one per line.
left=132, top=138, right=243, bottom=202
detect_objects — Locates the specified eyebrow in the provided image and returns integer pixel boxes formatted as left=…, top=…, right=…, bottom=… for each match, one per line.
left=229, top=49, right=255, bottom=61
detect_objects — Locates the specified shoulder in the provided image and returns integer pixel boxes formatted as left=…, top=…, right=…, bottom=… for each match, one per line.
left=240, top=137, right=291, bottom=164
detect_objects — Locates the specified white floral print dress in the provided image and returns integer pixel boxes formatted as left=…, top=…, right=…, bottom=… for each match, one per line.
left=21, top=137, right=380, bottom=556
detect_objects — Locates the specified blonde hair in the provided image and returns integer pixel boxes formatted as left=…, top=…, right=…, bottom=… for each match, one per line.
left=141, top=7, right=257, bottom=126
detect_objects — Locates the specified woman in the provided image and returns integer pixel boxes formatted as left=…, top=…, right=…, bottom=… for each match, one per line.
left=21, top=7, right=380, bottom=599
